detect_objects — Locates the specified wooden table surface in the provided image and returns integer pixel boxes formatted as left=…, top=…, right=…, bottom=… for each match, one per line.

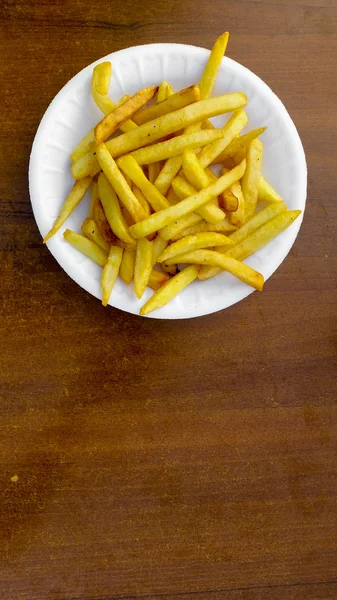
left=1, top=1, right=337, bottom=598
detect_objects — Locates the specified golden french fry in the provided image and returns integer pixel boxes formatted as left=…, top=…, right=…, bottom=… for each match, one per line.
left=258, top=176, right=283, bottom=204
left=199, top=32, right=229, bottom=100
left=134, top=238, right=153, bottom=299
left=159, top=213, right=204, bottom=241
left=152, top=236, right=168, bottom=265
left=198, top=109, right=248, bottom=168
left=132, top=185, right=151, bottom=217
left=93, top=197, right=118, bottom=245
left=221, top=188, right=239, bottom=212
left=43, top=176, right=92, bottom=243
left=182, top=148, right=210, bottom=189
left=105, top=93, right=247, bottom=157
left=165, top=250, right=264, bottom=290
left=148, top=269, right=170, bottom=291
left=133, top=85, right=200, bottom=126
left=171, top=174, right=226, bottom=224
left=96, top=144, right=147, bottom=222
left=215, top=127, right=267, bottom=163
left=63, top=229, right=108, bottom=267
left=119, top=249, right=136, bottom=284
left=156, top=81, right=169, bottom=103
left=95, top=85, right=158, bottom=145
left=101, top=246, right=123, bottom=306
left=140, top=266, right=199, bottom=315
left=129, top=161, right=246, bottom=239
left=71, top=151, right=101, bottom=180
left=117, top=155, right=170, bottom=212
left=241, top=139, right=264, bottom=219
left=92, top=63, right=137, bottom=131
left=97, top=172, right=136, bottom=248
left=81, top=218, right=111, bottom=253
left=158, top=232, right=233, bottom=263
left=198, top=203, right=289, bottom=280
left=154, top=155, right=183, bottom=195
left=126, top=129, right=224, bottom=165
left=170, top=217, right=237, bottom=241
left=71, top=94, right=131, bottom=163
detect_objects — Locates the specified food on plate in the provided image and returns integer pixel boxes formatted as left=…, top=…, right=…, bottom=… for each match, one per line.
left=43, top=31, right=302, bottom=314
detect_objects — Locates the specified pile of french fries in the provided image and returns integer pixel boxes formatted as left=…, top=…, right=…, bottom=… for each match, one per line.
left=44, top=32, right=301, bottom=315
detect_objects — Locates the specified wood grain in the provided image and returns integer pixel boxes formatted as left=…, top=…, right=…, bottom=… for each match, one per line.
left=1, top=1, right=337, bottom=599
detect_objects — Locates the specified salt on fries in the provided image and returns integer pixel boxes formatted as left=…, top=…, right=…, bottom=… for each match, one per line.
left=43, top=32, right=301, bottom=315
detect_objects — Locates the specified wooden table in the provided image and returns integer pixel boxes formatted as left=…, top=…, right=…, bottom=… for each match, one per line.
left=1, top=1, right=337, bottom=598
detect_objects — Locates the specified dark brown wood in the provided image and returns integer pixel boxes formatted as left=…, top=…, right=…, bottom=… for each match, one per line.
left=1, top=1, right=337, bottom=599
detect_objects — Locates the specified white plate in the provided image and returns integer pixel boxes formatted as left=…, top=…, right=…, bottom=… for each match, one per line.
left=29, top=43, right=307, bottom=319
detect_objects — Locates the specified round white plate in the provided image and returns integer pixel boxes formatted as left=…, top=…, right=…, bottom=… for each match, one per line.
left=29, top=43, right=307, bottom=319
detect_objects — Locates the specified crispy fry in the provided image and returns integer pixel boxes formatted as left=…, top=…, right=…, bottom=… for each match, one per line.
left=156, top=81, right=169, bottom=103
left=91, top=62, right=115, bottom=115
left=117, top=155, right=170, bottom=212
left=140, top=266, right=199, bottom=315
left=71, top=94, right=131, bottom=163
left=63, top=229, right=108, bottom=267
left=127, top=129, right=223, bottom=165
left=71, top=151, right=101, bottom=180
left=133, top=85, right=200, bottom=125
left=241, top=139, right=264, bottom=219
left=221, top=188, right=239, bottom=212
left=226, top=178, right=245, bottom=227
left=170, top=217, right=237, bottom=241
left=81, top=218, right=111, bottom=253
left=182, top=148, right=210, bottom=189
left=198, top=109, right=248, bottom=168
left=158, top=232, right=233, bottom=263
left=165, top=250, right=264, bottom=290
left=119, top=249, right=136, bottom=284
left=93, top=197, right=118, bottom=245
left=258, top=175, right=283, bottom=204
left=43, top=176, right=92, bottom=243
left=199, top=32, right=229, bottom=100
left=132, top=185, right=151, bottom=217
left=95, top=85, right=158, bottom=145
left=148, top=269, right=170, bottom=291
left=96, top=144, right=147, bottom=222
left=97, top=172, right=136, bottom=248
left=134, top=238, right=153, bottom=299
left=171, top=174, right=226, bottom=224
left=154, top=155, right=183, bottom=195
left=215, top=127, right=267, bottom=163
left=159, top=213, right=204, bottom=241
left=152, top=236, right=168, bottom=265
left=129, top=161, right=246, bottom=239
left=101, top=246, right=123, bottom=306
left=199, top=210, right=300, bottom=280
left=105, top=93, right=247, bottom=157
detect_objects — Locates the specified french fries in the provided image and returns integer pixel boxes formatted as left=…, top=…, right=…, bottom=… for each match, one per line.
left=134, top=238, right=153, bottom=299
left=129, top=161, right=246, bottom=239
left=95, top=86, right=158, bottom=145
left=46, top=32, right=303, bottom=314
left=127, top=129, right=224, bottom=165
left=96, top=144, right=147, bottom=222
left=241, top=138, right=264, bottom=220
left=81, top=218, right=111, bottom=253
left=120, top=249, right=136, bottom=284
left=43, top=176, right=92, bottom=242
left=63, top=229, right=108, bottom=267
left=97, top=172, right=136, bottom=248
left=199, top=210, right=301, bottom=280
left=105, top=92, right=247, bottom=157
left=101, top=246, right=123, bottom=306
left=164, top=250, right=264, bottom=291
left=140, top=266, right=199, bottom=315
left=158, top=232, right=233, bottom=263
left=133, top=85, right=200, bottom=125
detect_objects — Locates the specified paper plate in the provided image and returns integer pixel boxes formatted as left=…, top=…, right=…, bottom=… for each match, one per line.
left=29, top=43, right=307, bottom=319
